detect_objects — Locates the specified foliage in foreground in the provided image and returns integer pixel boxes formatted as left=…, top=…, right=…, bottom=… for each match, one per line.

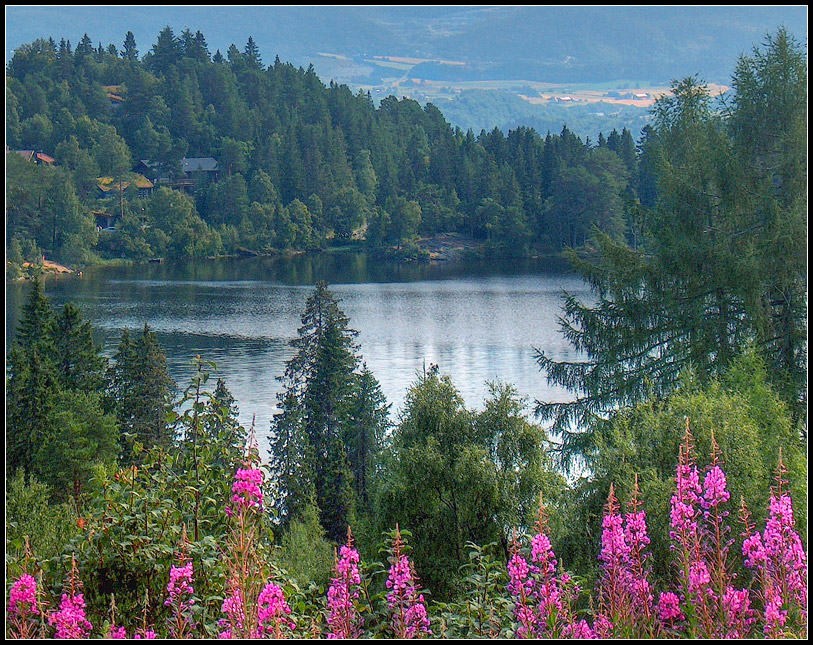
left=6, top=422, right=806, bottom=639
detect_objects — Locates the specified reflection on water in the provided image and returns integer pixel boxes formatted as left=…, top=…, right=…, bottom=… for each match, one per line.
left=6, top=253, right=590, bottom=447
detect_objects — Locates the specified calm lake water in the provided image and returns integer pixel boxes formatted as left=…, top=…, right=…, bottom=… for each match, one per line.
left=6, top=253, right=590, bottom=445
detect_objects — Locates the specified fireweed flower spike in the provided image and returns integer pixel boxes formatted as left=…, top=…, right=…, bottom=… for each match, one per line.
left=256, top=582, right=295, bottom=638
left=327, top=527, right=363, bottom=639
left=741, top=452, right=807, bottom=637
left=48, top=554, right=93, bottom=639
left=624, top=474, right=654, bottom=631
left=507, top=492, right=588, bottom=638
left=596, top=483, right=632, bottom=633
left=386, top=525, right=431, bottom=639
left=7, top=572, right=41, bottom=639
left=165, top=527, right=196, bottom=638
left=666, top=419, right=715, bottom=635
left=507, top=528, right=537, bottom=638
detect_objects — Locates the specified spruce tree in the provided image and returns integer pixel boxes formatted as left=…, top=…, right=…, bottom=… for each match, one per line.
left=268, top=282, right=362, bottom=541
left=54, top=302, right=106, bottom=392
left=535, top=31, right=808, bottom=467
left=121, top=30, right=138, bottom=60
left=107, top=324, right=175, bottom=462
left=6, top=280, right=59, bottom=475
left=345, top=364, right=390, bottom=510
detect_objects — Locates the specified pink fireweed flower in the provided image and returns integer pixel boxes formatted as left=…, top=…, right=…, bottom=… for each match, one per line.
left=742, top=532, right=766, bottom=569
left=721, top=586, right=755, bottom=638
left=8, top=573, right=37, bottom=616
left=624, top=476, right=654, bottom=630
left=220, top=586, right=245, bottom=636
left=231, top=467, right=264, bottom=511
left=530, top=532, right=557, bottom=576
left=109, top=625, right=128, bottom=639
left=166, top=561, right=195, bottom=608
left=134, top=629, right=157, bottom=639
left=327, top=530, right=363, bottom=639
left=567, top=619, right=599, bottom=639
left=256, top=582, right=295, bottom=638
left=701, top=465, right=730, bottom=511
left=507, top=495, right=585, bottom=639
left=688, top=560, right=711, bottom=593
left=741, top=456, right=808, bottom=635
left=596, top=485, right=633, bottom=630
left=165, top=559, right=196, bottom=637
left=657, top=592, right=684, bottom=625
left=669, top=463, right=701, bottom=546
left=48, top=592, right=93, bottom=639
left=763, top=590, right=788, bottom=635
left=386, top=527, right=431, bottom=639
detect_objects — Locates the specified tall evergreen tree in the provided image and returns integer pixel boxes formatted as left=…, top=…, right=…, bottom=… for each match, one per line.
left=54, top=302, right=106, bottom=392
left=6, top=279, right=59, bottom=475
left=268, top=390, right=316, bottom=528
left=345, top=363, right=390, bottom=511
left=535, top=31, right=808, bottom=467
left=243, top=36, right=262, bottom=70
left=121, top=30, right=139, bottom=61
left=268, top=282, right=362, bottom=541
left=107, top=325, right=176, bottom=462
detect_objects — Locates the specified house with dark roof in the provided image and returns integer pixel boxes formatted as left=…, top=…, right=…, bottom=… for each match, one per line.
left=93, top=210, right=119, bottom=231
left=134, top=157, right=220, bottom=193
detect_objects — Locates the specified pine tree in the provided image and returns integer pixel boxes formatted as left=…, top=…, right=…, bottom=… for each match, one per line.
left=268, top=391, right=316, bottom=527
left=535, top=31, right=808, bottom=467
left=725, top=27, right=807, bottom=421
left=204, top=377, right=246, bottom=464
left=243, top=36, right=262, bottom=70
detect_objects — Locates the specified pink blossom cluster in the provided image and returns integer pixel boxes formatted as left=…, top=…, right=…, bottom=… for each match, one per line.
left=165, top=559, right=196, bottom=636
left=663, top=427, right=760, bottom=638
left=7, top=573, right=40, bottom=639
left=741, top=458, right=808, bottom=637
left=256, top=582, right=295, bottom=637
left=506, top=504, right=586, bottom=638
left=386, top=529, right=431, bottom=639
left=595, top=486, right=635, bottom=633
left=218, top=585, right=245, bottom=638
left=48, top=592, right=93, bottom=639
left=229, top=467, right=264, bottom=514
left=327, top=537, right=363, bottom=638
left=109, top=625, right=128, bottom=639
left=8, top=573, right=37, bottom=616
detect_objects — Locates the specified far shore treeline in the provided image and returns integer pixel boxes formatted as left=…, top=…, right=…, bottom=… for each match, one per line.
left=8, top=26, right=643, bottom=270
left=5, top=25, right=808, bottom=640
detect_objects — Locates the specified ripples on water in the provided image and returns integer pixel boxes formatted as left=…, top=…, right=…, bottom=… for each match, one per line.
left=6, top=254, right=591, bottom=449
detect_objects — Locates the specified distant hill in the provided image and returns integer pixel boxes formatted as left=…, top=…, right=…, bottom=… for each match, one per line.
left=6, top=6, right=807, bottom=85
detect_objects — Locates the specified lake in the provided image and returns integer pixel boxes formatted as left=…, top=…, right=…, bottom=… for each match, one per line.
left=6, top=253, right=590, bottom=445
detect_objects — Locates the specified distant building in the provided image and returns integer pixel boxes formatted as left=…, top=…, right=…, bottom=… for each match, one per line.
left=7, top=148, right=55, bottom=165
left=633, top=92, right=649, bottom=100
left=134, top=157, right=220, bottom=193
left=102, top=85, right=125, bottom=109
left=93, top=210, right=119, bottom=231
left=97, top=174, right=154, bottom=199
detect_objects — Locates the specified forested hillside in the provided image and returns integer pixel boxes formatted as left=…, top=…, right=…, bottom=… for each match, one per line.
left=7, top=27, right=641, bottom=268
